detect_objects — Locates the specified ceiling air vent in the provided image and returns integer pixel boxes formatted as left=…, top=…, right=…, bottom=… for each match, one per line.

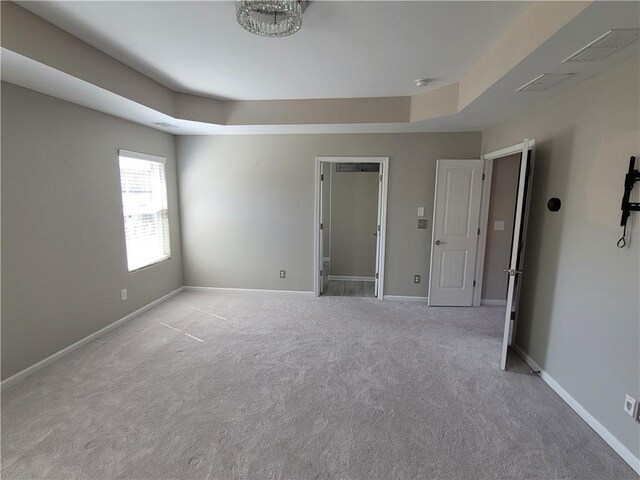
left=563, top=29, right=640, bottom=63
left=151, top=122, right=177, bottom=128
left=515, top=73, right=573, bottom=92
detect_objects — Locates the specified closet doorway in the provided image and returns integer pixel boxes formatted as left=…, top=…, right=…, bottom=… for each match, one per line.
left=314, top=157, right=389, bottom=299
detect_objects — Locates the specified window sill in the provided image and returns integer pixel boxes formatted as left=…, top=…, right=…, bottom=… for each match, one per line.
left=128, top=256, right=172, bottom=274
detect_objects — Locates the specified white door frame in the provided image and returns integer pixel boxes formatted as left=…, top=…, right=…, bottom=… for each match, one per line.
left=314, top=156, right=389, bottom=299
left=473, top=139, right=536, bottom=307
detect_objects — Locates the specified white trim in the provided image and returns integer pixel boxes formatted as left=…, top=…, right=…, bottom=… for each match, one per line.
left=328, top=275, right=375, bottom=282
left=1, top=286, right=184, bottom=390
left=481, top=299, right=507, bottom=306
left=512, top=345, right=640, bottom=475
left=184, top=286, right=314, bottom=295
left=118, top=148, right=166, bottom=164
left=316, top=156, right=389, bottom=164
left=482, top=139, right=536, bottom=161
left=383, top=295, right=429, bottom=302
left=314, top=156, right=389, bottom=300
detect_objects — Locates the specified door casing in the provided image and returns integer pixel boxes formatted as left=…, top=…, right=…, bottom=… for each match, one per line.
left=473, top=140, right=537, bottom=307
left=313, top=156, right=389, bottom=299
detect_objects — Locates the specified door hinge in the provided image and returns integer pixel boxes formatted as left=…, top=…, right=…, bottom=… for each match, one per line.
left=379, top=174, right=383, bottom=182
left=320, top=270, right=323, bottom=277
left=482, top=173, right=485, bottom=180
left=377, top=224, right=381, bottom=232
left=375, top=272, right=379, bottom=279
left=473, top=280, right=476, bottom=287
left=477, top=228, right=480, bottom=235
left=320, top=223, right=324, bottom=230
left=321, top=174, right=324, bottom=181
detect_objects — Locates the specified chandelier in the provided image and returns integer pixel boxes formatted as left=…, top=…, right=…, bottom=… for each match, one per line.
left=236, top=0, right=303, bottom=38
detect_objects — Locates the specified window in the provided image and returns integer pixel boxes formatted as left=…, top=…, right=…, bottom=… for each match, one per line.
left=118, top=150, right=170, bottom=271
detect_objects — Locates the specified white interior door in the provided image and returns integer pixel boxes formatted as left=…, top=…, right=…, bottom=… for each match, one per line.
left=428, top=159, right=484, bottom=306
left=374, top=163, right=384, bottom=297
left=500, top=139, right=535, bottom=370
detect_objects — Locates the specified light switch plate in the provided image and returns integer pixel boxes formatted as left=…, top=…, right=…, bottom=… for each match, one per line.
left=494, top=220, right=505, bottom=231
left=279, top=270, right=286, bottom=279
left=417, top=207, right=425, bottom=217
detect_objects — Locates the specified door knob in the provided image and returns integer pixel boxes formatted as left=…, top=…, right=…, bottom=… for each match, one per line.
left=435, top=240, right=446, bottom=245
left=504, top=269, right=523, bottom=276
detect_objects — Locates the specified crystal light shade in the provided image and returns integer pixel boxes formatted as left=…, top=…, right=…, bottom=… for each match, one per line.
left=236, top=0, right=303, bottom=37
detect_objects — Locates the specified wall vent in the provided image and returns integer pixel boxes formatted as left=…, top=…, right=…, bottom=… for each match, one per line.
left=563, top=29, right=640, bottom=63
left=336, top=163, right=380, bottom=172
left=151, top=122, right=177, bottom=128
left=515, top=73, right=573, bottom=92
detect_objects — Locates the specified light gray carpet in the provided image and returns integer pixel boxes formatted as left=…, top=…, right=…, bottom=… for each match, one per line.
left=1, top=291, right=635, bottom=480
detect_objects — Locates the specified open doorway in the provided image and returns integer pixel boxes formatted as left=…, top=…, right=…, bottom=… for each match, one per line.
left=314, top=157, right=389, bottom=299
left=479, top=152, right=521, bottom=306
left=475, top=139, right=536, bottom=370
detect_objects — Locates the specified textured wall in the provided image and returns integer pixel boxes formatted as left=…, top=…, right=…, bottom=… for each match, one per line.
left=482, top=55, right=640, bottom=461
left=481, top=153, right=520, bottom=300
left=329, top=164, right=379, bottom=278
left=177, top=132, right=481, bottom=295
left=1, top=83, right=183, bottom=379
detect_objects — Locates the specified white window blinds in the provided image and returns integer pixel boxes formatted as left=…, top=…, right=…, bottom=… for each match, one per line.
left=118, top=150, right=170, bottom=272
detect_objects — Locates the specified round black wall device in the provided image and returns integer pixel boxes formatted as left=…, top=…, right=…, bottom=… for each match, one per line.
left=547, top=198, right=561, bottom=212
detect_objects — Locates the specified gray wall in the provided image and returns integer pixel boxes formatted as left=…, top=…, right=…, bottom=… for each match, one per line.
left=177, top=132, right=481, bottom=295
left=481, top=153, right=520, bottom=300
left=1, top=83, right=183, bottom=380
left=482, top=55, right=640, bottom=458
left=329, top=165, right=379, bottom=278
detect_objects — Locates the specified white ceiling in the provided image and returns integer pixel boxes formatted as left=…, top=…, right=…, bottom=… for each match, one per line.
left=4, top=1, right=640, bottom=134
left=18, top=1, right=529, bottom=100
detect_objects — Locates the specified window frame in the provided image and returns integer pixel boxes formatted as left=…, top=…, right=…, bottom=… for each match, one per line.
left=118, top=149, right=171, bottom=273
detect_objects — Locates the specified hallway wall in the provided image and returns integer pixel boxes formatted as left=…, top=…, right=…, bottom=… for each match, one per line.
left=329, top=164, right=379, bottom=278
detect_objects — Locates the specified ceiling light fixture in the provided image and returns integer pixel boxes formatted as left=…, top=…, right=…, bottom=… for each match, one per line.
left=415, top=78, right=430, bottom=88
left=236, top=0, right=304, bottom=38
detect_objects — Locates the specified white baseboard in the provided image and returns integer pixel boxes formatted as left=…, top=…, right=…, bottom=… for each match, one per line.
left=1, top=286, right=185, bottom=391
left=512, top=344, right=640, bottom=475
left=383, top=295, right=429, bottom=302
left=328, top=275, right=375, bottom=282
left=481, top=299, right=507, bottom=306
left=184, top=286, right=314, bottom=295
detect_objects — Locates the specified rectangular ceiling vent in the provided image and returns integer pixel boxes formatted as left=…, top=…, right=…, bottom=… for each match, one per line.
left=151, top=122, right=177, bottom=128
left=515, top=73, right=573, bottom=92
left=563, top=29, right=640, bottom=63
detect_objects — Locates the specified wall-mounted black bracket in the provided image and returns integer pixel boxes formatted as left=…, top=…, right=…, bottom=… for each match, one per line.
left=621, top=156, right=640, bottom=227
left=619, top=156, right=640, bottom=247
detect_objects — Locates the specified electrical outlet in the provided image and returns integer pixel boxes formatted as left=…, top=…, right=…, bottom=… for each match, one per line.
left=624, top=394, right=637, bottom=417
left=413, top=274, right=421, bottom=284
left=417, top=219, right=428, bottom=229
left=121, top=289, right=128, bottom=301
left=279, top=270, right=286, bottom=279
